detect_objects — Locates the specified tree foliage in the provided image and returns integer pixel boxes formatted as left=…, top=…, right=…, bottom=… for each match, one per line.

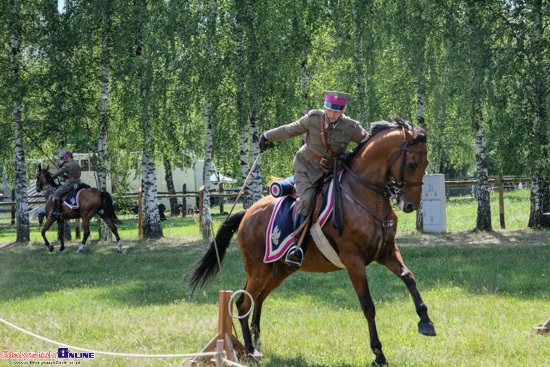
left=1, top=0, right=549, bottom=234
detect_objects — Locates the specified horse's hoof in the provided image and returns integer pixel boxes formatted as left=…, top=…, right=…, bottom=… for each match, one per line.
left=57, top=249, right=64, bottom=254
left=372, top=357, right=388, bottom=367
left=418, top=321, right=436, bottom=336
left=48, top=246, right=54, bottom=253
left=251, top=349, right=263, bottom=360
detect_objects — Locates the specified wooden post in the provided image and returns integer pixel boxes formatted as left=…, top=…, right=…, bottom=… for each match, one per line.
left=11, top=188, right=15, bottom=225
left=199, top=186, right=204, bottom=231
left=215, top=340, right=224, bottom=367
left=182, top=184, right=187, bottom=217
left=219, top=183, right=224, bottom=214
left=498, top=173, right=505, bottom=229
left=138, top=187, right=143, bottom=238
left=531, top=317, right=550, bottom=335
left=188, top=290, right=258, bottom=366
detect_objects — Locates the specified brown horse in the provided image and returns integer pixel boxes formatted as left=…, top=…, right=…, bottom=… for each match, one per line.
left=190, top=117, right=435, bottom=366
left=36, top=165, right=123, bottom=254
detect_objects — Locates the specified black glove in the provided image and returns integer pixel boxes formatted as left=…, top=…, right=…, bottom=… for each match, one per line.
left=259, top=132, right=275, bottom=153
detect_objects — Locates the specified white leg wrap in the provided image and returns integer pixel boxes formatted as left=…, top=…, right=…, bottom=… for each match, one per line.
left=117, top=240, right=123, bottom=253
left=76, top=243, right=85, bottom=253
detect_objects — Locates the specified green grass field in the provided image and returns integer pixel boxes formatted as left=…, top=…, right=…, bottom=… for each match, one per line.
left=1, top=190, right=549, bottom=366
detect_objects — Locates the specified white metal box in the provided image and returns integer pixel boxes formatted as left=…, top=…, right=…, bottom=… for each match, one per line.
left=421, top=174, right=447, bottom=232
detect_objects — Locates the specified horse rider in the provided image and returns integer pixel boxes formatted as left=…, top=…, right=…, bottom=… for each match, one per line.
left=260, top=91, right=367, bottom=269
left=50, top=152, right=81, bottom=218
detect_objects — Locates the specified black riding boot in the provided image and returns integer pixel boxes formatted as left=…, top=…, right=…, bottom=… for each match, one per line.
left=51, top=199, right=62, bottom=218
left=285, top=213, right=308, bottom=269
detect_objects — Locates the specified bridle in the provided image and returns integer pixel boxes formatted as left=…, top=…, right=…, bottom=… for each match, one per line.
left=342, top=140, right=427, bottom=199
left=332, top=131, right=427, bottom=231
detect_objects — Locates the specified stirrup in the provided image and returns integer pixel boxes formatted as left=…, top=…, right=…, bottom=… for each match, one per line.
left=285, top=246, right=303, bottom=269
left=51, top=211, right=61, bottom=219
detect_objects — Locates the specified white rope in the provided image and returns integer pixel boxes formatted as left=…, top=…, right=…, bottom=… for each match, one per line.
left=0, top=317, right=217, bottom=359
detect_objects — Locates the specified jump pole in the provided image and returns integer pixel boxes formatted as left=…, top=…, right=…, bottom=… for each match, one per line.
left=189, top=290, right=257, bottom=366
left=530, top=317, right=550, bottom=335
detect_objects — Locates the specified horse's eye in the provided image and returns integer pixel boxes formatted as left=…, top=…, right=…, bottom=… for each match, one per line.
left=407, top=162, right=418, bottom=170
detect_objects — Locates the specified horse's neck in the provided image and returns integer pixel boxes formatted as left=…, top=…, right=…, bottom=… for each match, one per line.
left=352, top=131, right=402, bottom=184
left=42, top=184, right=55, bottom=200
left=346, top=132, right=403, bottom=209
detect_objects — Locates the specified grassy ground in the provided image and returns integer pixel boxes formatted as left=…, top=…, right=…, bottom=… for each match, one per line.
left=0, top=190, right=549, bottom=366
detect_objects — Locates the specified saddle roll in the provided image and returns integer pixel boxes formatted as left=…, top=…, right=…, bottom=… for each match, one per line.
left=269, top=177, right=295, bottom=198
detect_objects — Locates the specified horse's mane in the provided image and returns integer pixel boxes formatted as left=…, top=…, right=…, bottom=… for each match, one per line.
left=41, top=169, right=58, bottom=187
left=341, top=115, right=427, bottom=165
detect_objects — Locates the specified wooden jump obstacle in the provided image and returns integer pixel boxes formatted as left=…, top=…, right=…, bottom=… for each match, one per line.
left=530, top=317, right=550, bottom=335
left=189, top=290, right=258, bottom=366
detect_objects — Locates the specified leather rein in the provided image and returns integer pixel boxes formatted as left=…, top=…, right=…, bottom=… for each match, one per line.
left=343, top=140, right=427, bottom=199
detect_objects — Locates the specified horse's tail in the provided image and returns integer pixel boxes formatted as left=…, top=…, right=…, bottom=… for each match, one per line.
left=189, top=210, right=247, bottom=295
left=100, top=191, right=122, bottom=225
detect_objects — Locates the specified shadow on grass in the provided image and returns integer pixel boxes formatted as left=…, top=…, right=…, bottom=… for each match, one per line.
left=1, top=238, right=549, bottom=309
left=263, top=354, right=365, bottom=367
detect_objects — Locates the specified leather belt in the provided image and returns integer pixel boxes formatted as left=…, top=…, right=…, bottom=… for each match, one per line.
left=307, top=147, right=333, bottom=166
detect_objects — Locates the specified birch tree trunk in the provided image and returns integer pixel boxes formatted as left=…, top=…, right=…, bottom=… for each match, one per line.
left=300, top=50, right=310, bottom=116
left=247, top=1, right=263, bottom=204
left=416, top=86, right=425, bottom=231
left=136, top=7, right=162, bottom=239
left=474, top=103, right=492, bottom=231
left=351, top=1, right=367, bottom=123
left=249, top=111, right=263, bottom=203
left=527, top=0, right=549, bottom=228
left=239, top=127, right=252, bottom=208
left=202, top=92, right=213, bottom=238
left=528, top=107, right=548, bottom=228
left=141, top=107, right=163, bottom=239
left=163, top=159, right=178, bottom=216
left=9, top=0, right=30, bottom=242
left=97, top=23, right=110, bottom=240
left=234, top=2, right=252, bottom=209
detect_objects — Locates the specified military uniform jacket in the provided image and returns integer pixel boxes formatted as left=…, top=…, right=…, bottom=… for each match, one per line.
left=52, top=160, right=81, bottom=183
left=265, top=109, right=366, bottom=184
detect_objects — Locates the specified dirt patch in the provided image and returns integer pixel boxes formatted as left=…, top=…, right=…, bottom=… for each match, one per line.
left=395, top=228, right=550, bottom=247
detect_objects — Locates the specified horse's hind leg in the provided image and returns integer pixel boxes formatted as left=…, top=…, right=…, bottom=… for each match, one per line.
left=76, top=218, right=91, bottom=254
left=246, top=264, right=293, bottom=347
left=235, top=265, right=274, bottom=355
left=101, top=216, right=122, bottom=253
left=56, top=219, right=65, bottom=253
left=379, top=245, right=436, bottom=336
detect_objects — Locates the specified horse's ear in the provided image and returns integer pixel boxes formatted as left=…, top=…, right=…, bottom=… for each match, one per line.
left=421, top=124, right=428, bottom=135
left=390, top=115, right=404, bottom=125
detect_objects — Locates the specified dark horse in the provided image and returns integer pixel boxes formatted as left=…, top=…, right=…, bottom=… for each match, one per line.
left=189, top=117, right=435, bottom=366
left=36, top=165, right=123, bottom=254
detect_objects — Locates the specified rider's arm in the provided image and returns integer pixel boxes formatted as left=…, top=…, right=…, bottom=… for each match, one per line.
left=51, top=165, right=68, bottom=178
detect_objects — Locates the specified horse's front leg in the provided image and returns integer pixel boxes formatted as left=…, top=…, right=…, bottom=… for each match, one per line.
left=379, top=245, right=436, bottom=336
left=346, top=261, right=387, bottom=367
left=57, top=219, right=65, bottom=253
left=41, top=217, right=56, bottom=252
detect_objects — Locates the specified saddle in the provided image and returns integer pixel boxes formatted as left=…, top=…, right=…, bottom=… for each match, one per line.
left=264, top=175, right=339, bottom=264
left=60, top=183, right=91, bottom=209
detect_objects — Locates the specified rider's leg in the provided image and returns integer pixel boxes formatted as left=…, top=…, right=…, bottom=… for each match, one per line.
left=285, top=179, right=317, bottom=269
left=51, top=184, right=69, bottom=219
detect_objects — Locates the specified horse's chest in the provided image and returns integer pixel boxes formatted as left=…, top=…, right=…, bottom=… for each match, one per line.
left=366, top=226, right=396, bottom=260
